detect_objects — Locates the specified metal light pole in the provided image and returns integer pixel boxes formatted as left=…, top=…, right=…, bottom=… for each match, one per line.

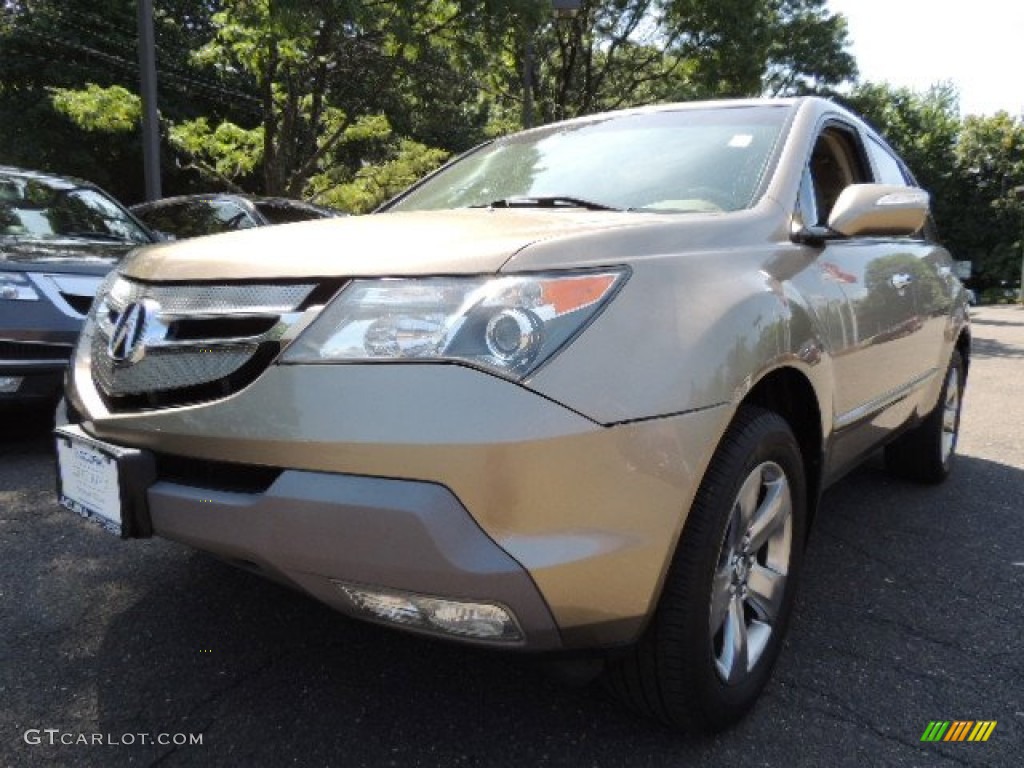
left=522, top=36, right=534, bottom=129
left=137, top=0, right=161, bottom=201
left=522, top=0, right=582, bottom=129
left=1015, top=186, right=1024, bottom=305
left=1019, top=205, right=1024, bottom=306
left=551, top=0, right=583, bottom=17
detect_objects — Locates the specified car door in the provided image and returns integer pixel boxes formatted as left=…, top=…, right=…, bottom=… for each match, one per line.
left=861, top=133, right=955, bottom=372
left=801, top=122, right=937, bottom=469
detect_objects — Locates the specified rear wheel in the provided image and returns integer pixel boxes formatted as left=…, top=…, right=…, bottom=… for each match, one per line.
left=884, top=349, right=964, bottom=484
left=605, top=406, right=806, bottom=733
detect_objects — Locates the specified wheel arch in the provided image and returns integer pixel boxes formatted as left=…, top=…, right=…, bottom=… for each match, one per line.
left=741, top=365, right=824, bottom=533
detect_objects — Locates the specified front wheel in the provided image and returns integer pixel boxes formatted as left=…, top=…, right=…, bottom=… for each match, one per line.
left=605, top=406, right=807, bottom=733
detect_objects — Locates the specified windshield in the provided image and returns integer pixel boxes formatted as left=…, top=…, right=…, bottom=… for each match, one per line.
left=0, top=174, right=151, bottom=244
left=135, top=199, right=259, bottom=238
left=388, top=105, right=789, bottom=214
left=255, top=200, right=338, bottom=225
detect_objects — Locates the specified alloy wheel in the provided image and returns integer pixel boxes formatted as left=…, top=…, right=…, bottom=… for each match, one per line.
left=709, top=461, right=793, bottom=684
left=940, top=366, right=961, bottom=463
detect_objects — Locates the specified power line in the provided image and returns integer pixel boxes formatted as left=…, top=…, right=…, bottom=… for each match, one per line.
left=12, top=25, right=263, bottom=116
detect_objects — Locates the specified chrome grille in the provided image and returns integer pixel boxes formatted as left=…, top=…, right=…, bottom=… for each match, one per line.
left=104, top=280, right=315, bottom=317
left=92, top=334, right=256, bottom=395
left=91, top=277, right=320, bottom=406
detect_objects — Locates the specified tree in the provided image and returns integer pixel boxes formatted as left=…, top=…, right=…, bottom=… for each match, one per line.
left=663, top=0, right=856, bottom=97
left=514, top=0, right=857, bottom=125
left=18, top=0, right=860, bottom=211
left=845, top=81, right=1024, bottom=290
left=955, top=112, right=1024, bottom=288
left=0, top=0, right=146, bottom=197
left=842, top=82, right=962, bottom=229
left=0, top=0, right=258, bottom=201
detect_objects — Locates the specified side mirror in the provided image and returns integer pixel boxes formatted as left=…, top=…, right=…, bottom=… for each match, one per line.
left=828, top=183, right=929, bottom=237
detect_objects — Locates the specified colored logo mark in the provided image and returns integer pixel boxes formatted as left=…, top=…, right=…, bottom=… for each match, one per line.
left=921, top=721, right=996, bottom=742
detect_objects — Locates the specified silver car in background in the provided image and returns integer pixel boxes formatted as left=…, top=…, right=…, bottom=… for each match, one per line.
left=55, top=98, right=969, bottom=732
left=0, top=166, right=153, bottom=407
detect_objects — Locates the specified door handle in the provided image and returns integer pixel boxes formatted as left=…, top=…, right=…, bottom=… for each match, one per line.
left=890, top=273, right=913, bottom=291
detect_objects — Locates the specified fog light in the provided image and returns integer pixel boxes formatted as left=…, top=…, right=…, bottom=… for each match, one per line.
left=334, top=581, right=523, bottom=643
left=0, top=376, right=23, bottom=393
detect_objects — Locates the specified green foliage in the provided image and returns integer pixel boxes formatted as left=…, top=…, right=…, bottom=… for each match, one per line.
left=0, top=0, right=255, bottom=202
left=168, top=118, right=264, bottom=191
left=50, top=84, right=141, bottom=133
left=3, top=0, right=863, bottom=206
left=846, top=82, right=1024, bottom=289
left=663, top=0, right=857, bottom=98
left=844, top=82, right=960, bottom=181
left=500, top=0, right=858, bottom=126
left=762, top=0, right=858, bottom=95
left=956, top=112, right=1024, bottom=287
left=3, top=0, right=1018, bottom=297
left=313, top=140, right=450, bottom=213
left=843, top=82, right=962, bottom=236
left=958, top=112, right=1024, bottom=202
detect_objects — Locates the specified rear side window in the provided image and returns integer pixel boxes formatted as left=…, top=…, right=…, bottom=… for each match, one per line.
left=866, top=137, right=909, bottom=186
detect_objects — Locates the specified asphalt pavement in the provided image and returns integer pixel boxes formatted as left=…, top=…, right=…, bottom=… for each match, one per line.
left=1, top=305, right=1021, bottom=767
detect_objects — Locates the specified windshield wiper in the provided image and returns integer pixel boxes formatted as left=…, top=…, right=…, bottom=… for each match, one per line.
left=473, top=196, right=623, bottom=212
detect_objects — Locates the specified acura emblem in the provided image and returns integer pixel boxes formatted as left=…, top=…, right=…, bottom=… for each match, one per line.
left=108, top=299, right=162, bottom=364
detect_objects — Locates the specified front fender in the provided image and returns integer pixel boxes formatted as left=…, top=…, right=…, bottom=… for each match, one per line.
left=527, top=246, right=833, bottom=427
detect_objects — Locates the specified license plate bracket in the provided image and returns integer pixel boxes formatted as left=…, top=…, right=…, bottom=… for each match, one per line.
left=55, top=425, right=156, bottom=539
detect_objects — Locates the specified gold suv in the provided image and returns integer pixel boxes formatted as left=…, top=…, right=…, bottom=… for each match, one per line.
left=56, top=98, right=970, bottom=732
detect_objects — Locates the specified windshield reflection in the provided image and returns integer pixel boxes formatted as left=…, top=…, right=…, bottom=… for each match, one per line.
left=389, top=106, right=789, bottom=214
left=0, top=173, right=150, bottom=244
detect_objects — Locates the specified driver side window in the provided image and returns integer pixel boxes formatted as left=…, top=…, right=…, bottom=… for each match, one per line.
left=802, top=127, right=870, bottom=227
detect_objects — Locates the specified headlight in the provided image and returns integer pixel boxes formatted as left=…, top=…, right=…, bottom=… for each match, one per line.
left=0, top=272, right=40, bottom=301
left=281, top=270, right=627, bottom=379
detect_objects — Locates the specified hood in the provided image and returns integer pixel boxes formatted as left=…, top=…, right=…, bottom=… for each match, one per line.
left=0, top=237, right=136, bottom=275
left=118, top=205, right=786, bottom=283
left=118, top=209, right=667, bottom=282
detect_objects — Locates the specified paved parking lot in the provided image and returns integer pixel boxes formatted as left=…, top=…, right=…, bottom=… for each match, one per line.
left=1, top=305, right=1021, bottom=767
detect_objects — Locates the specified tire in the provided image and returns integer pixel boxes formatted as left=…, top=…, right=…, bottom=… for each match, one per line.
left=884, top=350, right=964, bottom=484
left=605, top=405, right=807, bottom=733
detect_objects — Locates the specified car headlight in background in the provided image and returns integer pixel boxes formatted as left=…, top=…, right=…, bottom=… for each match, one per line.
left=281, top=270, right=627, bottom=380
left=0, top=273, right=40, bottom=301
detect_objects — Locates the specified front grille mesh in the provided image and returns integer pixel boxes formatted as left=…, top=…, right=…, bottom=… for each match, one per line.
left=106, top=281, right=315, bottom=316
left=91, top=278, right=324, bottom=409
left=92, top=335, right=256, bottom=395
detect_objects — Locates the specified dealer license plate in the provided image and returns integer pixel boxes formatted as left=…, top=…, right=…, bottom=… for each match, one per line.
left=56, top=426, right=133, bottom=535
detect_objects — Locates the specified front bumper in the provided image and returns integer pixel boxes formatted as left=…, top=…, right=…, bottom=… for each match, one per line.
left=0, top=278, right=88, bottom=403
left=0, top=364, right=67, bottom=403
left=0, top=346, right=73, bottom=404
left=66, top=361, right=731, bottom=650
left=150, top=467, right=562, bottom=648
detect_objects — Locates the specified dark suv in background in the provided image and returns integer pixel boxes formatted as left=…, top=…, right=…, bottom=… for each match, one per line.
left=131, top=193, right=344, bottom=240
left=0, top=166, right=154, bottom=407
